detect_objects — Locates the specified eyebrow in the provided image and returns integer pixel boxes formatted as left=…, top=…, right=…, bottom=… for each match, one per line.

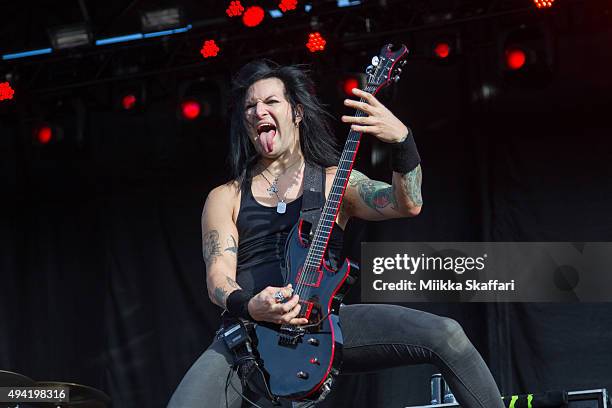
left=245, top=94, right=280, bottom=106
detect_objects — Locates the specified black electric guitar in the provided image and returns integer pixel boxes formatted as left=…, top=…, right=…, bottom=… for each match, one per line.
left=252, top=44, right=409, bottom=402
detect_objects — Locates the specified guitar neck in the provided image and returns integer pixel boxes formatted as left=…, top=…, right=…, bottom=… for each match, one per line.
left=300, top=44, right=408, bottom=270
left=304, top=94, right=375, bottom=269
left=307, top=130, right=360, bottom=265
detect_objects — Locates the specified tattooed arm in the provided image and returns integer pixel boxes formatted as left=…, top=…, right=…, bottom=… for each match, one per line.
left=341, top=167, right=422, bottom=221
left=201, top=184, right=242, bottom=309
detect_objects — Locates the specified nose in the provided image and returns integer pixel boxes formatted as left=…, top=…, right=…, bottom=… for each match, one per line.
left=254, top=101, right=268, bottom=118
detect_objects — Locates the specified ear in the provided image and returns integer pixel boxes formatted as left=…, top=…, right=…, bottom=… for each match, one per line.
left=294, top=104, right=304, bottom=125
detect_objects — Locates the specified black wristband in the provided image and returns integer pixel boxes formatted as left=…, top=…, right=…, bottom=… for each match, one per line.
left=226, top=289, right=253, bottom=320
left=391, top=128, right=421, bottom=173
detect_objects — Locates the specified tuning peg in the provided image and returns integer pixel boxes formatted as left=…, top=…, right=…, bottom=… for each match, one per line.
left=366, top=65, right=374, bottom=74
left=400, top=60, right=407, bottom=67
left=393, top=75, right=401, bottom=83
left=395, top=68, right=402, bottom=75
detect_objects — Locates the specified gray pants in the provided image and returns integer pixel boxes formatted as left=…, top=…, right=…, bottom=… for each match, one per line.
left=167, top=304, right=504, bottom=408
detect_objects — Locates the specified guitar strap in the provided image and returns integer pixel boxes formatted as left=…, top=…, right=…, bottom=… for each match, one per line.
left=300, top=161, right=325, bottom=234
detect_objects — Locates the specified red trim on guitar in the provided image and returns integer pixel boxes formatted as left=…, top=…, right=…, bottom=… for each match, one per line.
left=296, top=265, right=323, bottom=288
left=301, top=300, right=314, bottom=320
left=297, top=219, right=308, bottom=247
left=299, top=260, right=352, bottom=401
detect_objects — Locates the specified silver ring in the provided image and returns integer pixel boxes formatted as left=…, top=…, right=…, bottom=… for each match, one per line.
left=274, top=291, right=285, bottom=302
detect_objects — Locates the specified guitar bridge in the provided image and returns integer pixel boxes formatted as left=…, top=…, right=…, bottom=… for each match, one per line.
left=278, top=326, right=306, bottom=347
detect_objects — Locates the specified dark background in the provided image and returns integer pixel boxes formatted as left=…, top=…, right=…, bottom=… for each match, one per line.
left=1, top=0, right=612, bottom=407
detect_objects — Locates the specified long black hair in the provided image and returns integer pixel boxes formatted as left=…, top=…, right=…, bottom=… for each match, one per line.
left=228, top=60, right=340, bottom=188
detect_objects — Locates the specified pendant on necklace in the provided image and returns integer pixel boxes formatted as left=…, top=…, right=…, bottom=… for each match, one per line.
left=267, top=180, right=279, bottom=196
left=276, top=200, right=287, bottom=214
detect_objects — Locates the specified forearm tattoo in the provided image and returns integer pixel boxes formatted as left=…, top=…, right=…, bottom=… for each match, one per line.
left=401, top=165, right=423, bottom=206
left=349, top=171, right=398, bottom=214
left=225, top=235, right=238, bottom=255
left=213, top=286, right=228, bottom=308
left=202, top=230, right=221, bottom=264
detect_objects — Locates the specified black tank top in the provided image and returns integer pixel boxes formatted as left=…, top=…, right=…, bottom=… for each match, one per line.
left=236, top=178, right=344, bottom=294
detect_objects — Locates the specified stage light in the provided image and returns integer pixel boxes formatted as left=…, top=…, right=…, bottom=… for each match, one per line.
left=279, top=0, right=298, bottom=12
left=243, top=6, right=265, bottom=27
left=343, top=78, right=359, bottom=96
left=337, top=0, right=362, bottom=7
left=114, top=82, right=146, bottom=112
left=533, top=0, right=555, bottom=9
left=121, top=94, right=137, bottom=110
left=0, top=82, right=15, bottom=101
left=36, top=125, right=53, bottom=145
left=505, top=47, right=527, bottom=70
left=499, top=24, right=554, bottom=86
left=226, top=1, right=245, bottom=17
left=339, top=74, right=366, bottom=98
left=200, top=40, right=220, bottom=58
left=433, top=41, right=450, bottom=59
left=141, top=8, right=183, bottom=32
left=427, top=33, right=461, bottom=61
left=48, top=24, right=92, bottom=50
left=306, top=32, right=326, bottom=52
left=181, top=100, right=201, bottom=120
left=178, top=78, right=222, bottom=122
left=2, top=48, right=52, bottom=61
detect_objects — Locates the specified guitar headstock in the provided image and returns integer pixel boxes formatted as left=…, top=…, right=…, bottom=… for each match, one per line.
left=364, top=44, right=409, bottom=95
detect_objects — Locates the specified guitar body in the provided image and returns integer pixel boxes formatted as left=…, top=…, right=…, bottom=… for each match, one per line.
left=253, top=221, right=357, bottom=400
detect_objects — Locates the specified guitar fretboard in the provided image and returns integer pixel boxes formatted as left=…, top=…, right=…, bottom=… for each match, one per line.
left=301, top=84, right=378, bottom=275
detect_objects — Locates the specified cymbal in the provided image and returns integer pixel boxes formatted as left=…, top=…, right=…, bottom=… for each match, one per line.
left=36, top=382, right=111, bottom=406
left=0, top=370, right=36, bottom=387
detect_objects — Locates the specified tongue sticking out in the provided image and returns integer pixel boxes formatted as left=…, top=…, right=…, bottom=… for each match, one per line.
left=259, top=129, right=276, bottom=153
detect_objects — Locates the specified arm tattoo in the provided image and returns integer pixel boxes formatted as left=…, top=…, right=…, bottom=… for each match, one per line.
left=202, top=230, right=221, bottom=264
left=349, top=171, right=398, bottom=214
left=401, top=165, right=423, bottom=206
left=226, top=276, right=239, bottom=289
left=225, top=235, right=238, bottom=255
left=213, top=286, right=228, bottom=308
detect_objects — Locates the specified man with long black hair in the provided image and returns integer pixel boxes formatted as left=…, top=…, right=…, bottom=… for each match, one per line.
left=168, top=60, right=504, bottom=408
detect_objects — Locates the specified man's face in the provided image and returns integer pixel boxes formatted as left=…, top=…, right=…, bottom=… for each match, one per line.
left=244, top=77, right=301, bottom=158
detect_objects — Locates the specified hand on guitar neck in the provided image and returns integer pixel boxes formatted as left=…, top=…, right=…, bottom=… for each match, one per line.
left=247, top=284, right=309, bottom=325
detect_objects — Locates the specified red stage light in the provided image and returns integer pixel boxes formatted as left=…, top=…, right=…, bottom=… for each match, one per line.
left=342, top=77, right=359, bottom=97
left=0, top=82, right=15, bottom=101
left=306, top=32, right=326, bottom=53
left=226, top=0, right=245, bottom=17
left=181, top=100, right=201, bottom=120
left=36, top=126, right=53, bottom=145
left=121, top=94, right=137, bottom=110
left=200, top=40, right=220, bottom=58
left=433, top=42, right=450, bottom=59
left=505, top=47, right=526, bottom=70
left=533, top=0, right=554, bottom=8
left=242, top=6, right=265, bottom=27
left=279, top=0, right=298, bottom=12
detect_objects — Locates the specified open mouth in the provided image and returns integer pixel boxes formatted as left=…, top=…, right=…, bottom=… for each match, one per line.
left=256, top=122, right=277, bottom=153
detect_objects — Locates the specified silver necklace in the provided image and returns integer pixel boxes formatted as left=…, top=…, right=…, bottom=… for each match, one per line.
left=260, top=161, right=304, bottom=214
left=262, top=158, right=303, bottom=197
